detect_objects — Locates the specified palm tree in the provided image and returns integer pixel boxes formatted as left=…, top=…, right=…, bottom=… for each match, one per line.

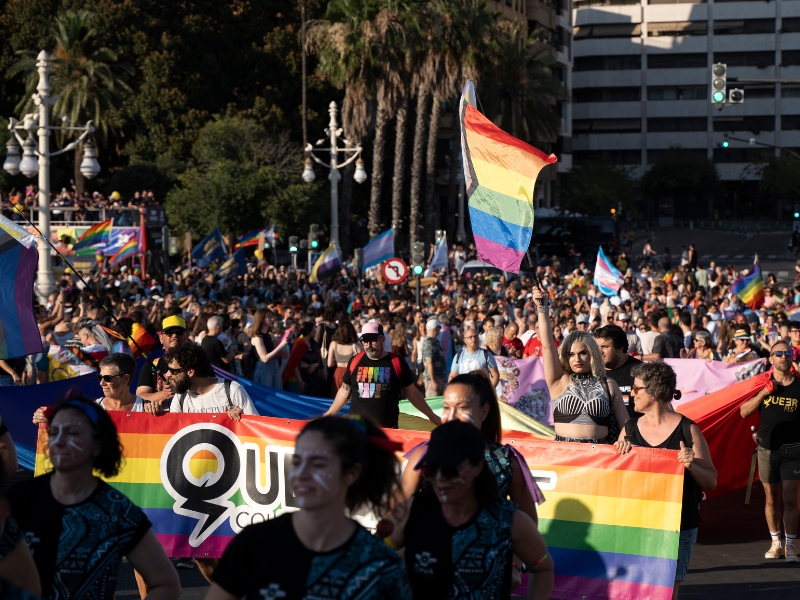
left=10, top=9, right=133, bottom=192
left=478, top=22, right=567, bottom=144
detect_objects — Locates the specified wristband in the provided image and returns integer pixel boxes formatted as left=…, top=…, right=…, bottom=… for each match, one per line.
left=536, top=306, right=549, bottom=314
left=530, top=551, right=550, bottom=567
left=383, top=536, right=398, bottom=550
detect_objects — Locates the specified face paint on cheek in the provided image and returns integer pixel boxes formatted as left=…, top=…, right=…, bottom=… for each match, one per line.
left=312, top=473, right=331, bottom=490
left=67, top=440, right=84, bottom=452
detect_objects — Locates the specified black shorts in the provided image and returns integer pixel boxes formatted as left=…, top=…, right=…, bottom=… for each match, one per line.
left=758, top=444, right=800, bottom=484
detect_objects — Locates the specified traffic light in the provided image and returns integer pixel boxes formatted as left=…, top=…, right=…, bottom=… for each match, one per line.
left=309, top=223, right=321, bottom=249
left=289, top=236, right=299, bottom=253
left=729, top=88, right=744, bottom=104
left=300, top=239, right=308, bottom=250
left=354, top=248, right=364, bottom=273
left=711, top=63, right=727, bottom=104
left=720, top=133, right=729, bottom=149
left=411, top=242, right=425, bottom=276
left=435, top=229, right=445, bottom=245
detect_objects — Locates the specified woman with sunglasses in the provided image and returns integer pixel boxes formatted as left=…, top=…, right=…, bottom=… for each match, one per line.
left=615, top=361, right=716, bottom=600
left=687, top=330, right=720, bottom=361
left=532, top=284, right=629, bottom=443
left=32, top=353, right=146, bottom=425
left=388, top=420, right=553, bottom=600
left=9, top=395, right=180, bottom=600
left=400, top=373, right=543, bottom=521
left=207, top=416, right=410, bottom=600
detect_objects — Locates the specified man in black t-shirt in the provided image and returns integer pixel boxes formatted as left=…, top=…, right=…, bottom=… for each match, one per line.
left=324, top=323, right=441, bottom=428
left=202, top=316, right=234, bottom=370
left=136, top=315, right=189, bottom=413
left=594, top=325, right=643, bottom=419
left=740, top=342, right=800, bottom=562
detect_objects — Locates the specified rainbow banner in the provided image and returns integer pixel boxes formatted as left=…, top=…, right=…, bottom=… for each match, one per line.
left=110, top=238, right=138, bottom=267
left=72, top=219, right=111, bottom=251
left=730, top=258, right=764, bottom=309
left=35, top=414, right=683, bottom=600
left=234, top=229, right=263, bottom=250
left=460, top=80, right=557, bottom=273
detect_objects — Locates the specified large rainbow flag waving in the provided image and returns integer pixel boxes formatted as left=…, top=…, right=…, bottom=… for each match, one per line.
left=460, top=80, right=557, bottom=273
left=730, top=257, right=764, bottom=309
left=72, top=219, right=111, bottom=252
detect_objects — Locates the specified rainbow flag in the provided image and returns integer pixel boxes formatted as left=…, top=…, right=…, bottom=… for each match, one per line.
left=234, top=229, right=263, bottom=250
left=460, top=80, right=557, bottom=273
left=72, top=219, right=111, bottom=251
left=532, top=442, right=683, bottom=599
left=0, top=215, right=43, bottom=359
left=110, top=238, right=138, bottom=267
left=730, top=258, right=764, bottom=309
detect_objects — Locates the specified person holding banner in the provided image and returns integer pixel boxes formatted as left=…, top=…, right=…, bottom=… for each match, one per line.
left=615, top=361, right=717, bottom=600
left=136, top=316, right=190, bottom=412
left=207, top=416, right=411, bottom=600
left=9, top=395, right=180, bottom=600
left=532, top=284, right=629, bottom=443
left=387, top=420, right=553, bottom=600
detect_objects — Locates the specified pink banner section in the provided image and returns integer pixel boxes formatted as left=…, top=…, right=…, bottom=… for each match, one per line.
left=494, top=355, right=765, bottom=422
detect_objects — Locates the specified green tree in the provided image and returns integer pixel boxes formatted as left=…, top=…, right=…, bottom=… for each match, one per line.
left=8, top=7, right=133, bottom=190
left=560, top=159, right=638, bottom=216
left=642, top=147, right=719, bottom=219
left=165, top=116, right=319, bottom=240
left=757, top=153, right=800, bottom=218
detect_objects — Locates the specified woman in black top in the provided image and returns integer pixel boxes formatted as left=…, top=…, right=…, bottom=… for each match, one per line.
left=615, top=362, right=717, bottom=600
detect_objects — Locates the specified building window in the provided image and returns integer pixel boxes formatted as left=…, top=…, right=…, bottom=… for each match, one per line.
left=573, top=150, right=642, bottom=165
left=649, top=0, right=706, bottom=4
left=782, top=51, right=800, bottom=66
left=714, top=20, right=775, bottom=35
left=783, top=18, right=800, bottom=33
left=574, top=0, right=639, bottom=8
left=647, top=53, right=706, bottom=68
left=574, top=55, right=641, bottom=71
left=647, top=21, right=707, bottom=37
left=574, top=118, right=642, bottom=133
left=784, top=86, right=800, bottom=98
left=574, top=24, right=642, bottom=39
left=741, top=85, right=775, bottom=98
left=714, top=148, right=773, bottom=163
left=647, top=117, right=707, bottom=132
left=714, top=52, right=775, bottom=68
left=647, top=86, right=707, bottom=100
left=574, top=87, right=642, bottom=102
left=782, top=115, right=800, bottom=130
left=648, top=149, right=708, bottom=164
left=713, top=116, right=776, bottom=132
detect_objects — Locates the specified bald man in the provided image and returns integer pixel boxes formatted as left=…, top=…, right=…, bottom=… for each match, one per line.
left=644, top=317, right=683, bottom=361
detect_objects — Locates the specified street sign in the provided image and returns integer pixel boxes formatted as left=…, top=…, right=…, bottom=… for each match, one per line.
left=382, top=258, right=409, bottom=284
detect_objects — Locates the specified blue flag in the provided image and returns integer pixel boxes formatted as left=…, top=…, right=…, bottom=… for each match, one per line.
left=217, top=248, right=247, bottom=279
left=191, top=228, right=228, bottom=268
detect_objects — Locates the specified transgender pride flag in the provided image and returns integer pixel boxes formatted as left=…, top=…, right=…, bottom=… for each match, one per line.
left=362, top=228, right=394, bottom=272
left=594, top=246, right=624, bottom=297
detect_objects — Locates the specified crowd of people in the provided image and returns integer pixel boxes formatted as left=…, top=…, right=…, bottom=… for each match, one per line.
left=1, top=228, right=799, bottom=599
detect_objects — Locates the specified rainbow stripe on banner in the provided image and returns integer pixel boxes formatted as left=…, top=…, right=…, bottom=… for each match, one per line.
left=35, top=414, right=683, bottom=600
left=730, top=259, right=764, bottom=309
left=234, top=229, right=263, bottom=250
left=460, top=80, right=557, bottom=273
left=110, top=238, right=138, bottom=267
left=72, top=219, right=111, bottom=251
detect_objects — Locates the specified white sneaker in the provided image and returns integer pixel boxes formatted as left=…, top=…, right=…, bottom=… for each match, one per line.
left=786, top=542, right=799, bottom=563
left=765, top=539, right=783, bottom=559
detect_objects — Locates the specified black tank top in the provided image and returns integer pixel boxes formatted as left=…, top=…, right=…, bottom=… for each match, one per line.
left=404, top=488, right=515, bottom=599
left=625, top=416, right=703, bottom=530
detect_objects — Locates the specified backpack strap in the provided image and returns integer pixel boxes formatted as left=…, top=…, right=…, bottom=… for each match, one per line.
left=623, top=419, right=636, bottom=441
left=389, top=353, right=402, bottom=380
left=349, top=352, right=366, bottom=375
left=224, top=379, right=233, bottom=409
left=179, top=391, right=187, bottom=412
left=680, top=416, right=694, bottom=448
left=454, top=351, right=460, bottom=365
left=483, top=349, right=490, bottom=362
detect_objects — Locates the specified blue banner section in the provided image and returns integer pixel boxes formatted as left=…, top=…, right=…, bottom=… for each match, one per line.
left=191, top=228, right=228, bottom=268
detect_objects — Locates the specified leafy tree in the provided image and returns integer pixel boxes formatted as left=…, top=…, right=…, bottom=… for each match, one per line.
left=642, top=147, right=719, bottom=219
left=165, top=116, right=320, bottom=240
left=560, top=159, right=638, bottom=216
left=757, top=153, right=800, bottom=217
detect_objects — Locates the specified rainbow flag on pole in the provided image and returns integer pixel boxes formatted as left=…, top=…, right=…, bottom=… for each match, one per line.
left=72, top=219, right=111, bottom=251
left=234, top=229, right=263, bottom=250
left=460, top=80, right=557, bottom=273
left=110, top=238, right=138, bottom=267
left=730, top=257, right=764, bottom=309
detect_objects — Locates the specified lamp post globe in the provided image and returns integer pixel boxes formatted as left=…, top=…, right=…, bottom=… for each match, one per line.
left=353, top=158, right=368, bottom=184
left=302, top=157, right=316, bottom=183
left=19, top=137, right=39, bottom=178
left=79, top=139, right=101, bottom=179
left=3, top=136, right=21, bottom=175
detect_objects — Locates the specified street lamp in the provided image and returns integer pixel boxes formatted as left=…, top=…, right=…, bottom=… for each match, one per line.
left=2, top=50, right=100, bottom=300
left=303, top=101, right=367, bottom=250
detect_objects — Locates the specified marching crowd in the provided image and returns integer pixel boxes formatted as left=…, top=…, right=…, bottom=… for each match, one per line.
left=0, top=233, right=799, bottom=599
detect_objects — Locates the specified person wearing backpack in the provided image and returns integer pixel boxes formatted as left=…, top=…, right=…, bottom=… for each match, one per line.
left=323, top=323, right=441, bottom=428
left=615, top=361, right=717, bottom=600
left=448, top=327, right=499, bottom=387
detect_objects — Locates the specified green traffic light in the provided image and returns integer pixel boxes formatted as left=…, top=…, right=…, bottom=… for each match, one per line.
left=289, top=245, right=298, bottom=252
left=713, top=91, right=725, bottom=103
left=795, top=212, right=799, bottom=218
left=311, top=240, right=319, bottom=249
left=413, top=265, right=424, bottom=276
left=721, top=141, right=729, bottom=148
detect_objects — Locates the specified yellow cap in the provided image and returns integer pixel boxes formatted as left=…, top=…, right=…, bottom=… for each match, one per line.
left=161, top=315, right=187, bottom=331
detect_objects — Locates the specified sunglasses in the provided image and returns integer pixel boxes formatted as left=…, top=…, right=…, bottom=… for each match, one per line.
left=97, top=373, right=123, bottom=383
left=631, top=384, right=645, bottom=396
left=162, top=329, right=186, bottom=337
left=167, top=367, right=187, bottom=375
left=772, top=351, right=793, bottom=358
left=361, top=337, right=381, bottom=345
left=420, top=463, right=468, bottom=481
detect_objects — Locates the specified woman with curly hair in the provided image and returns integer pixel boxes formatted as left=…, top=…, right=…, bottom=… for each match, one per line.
left=8, top=394, right=179, bottom=600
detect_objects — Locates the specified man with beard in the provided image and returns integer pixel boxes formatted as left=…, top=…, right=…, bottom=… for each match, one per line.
left=594, top=325, right=643, bottom=419
left=136, top=315, right=190, bottom=413
left=162, top=341, right=258, bottom=583
left=323, top=323, right=441, bottom=428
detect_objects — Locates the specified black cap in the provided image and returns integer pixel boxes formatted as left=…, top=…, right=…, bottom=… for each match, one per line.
left=418, top=421, right=485, bottom=469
